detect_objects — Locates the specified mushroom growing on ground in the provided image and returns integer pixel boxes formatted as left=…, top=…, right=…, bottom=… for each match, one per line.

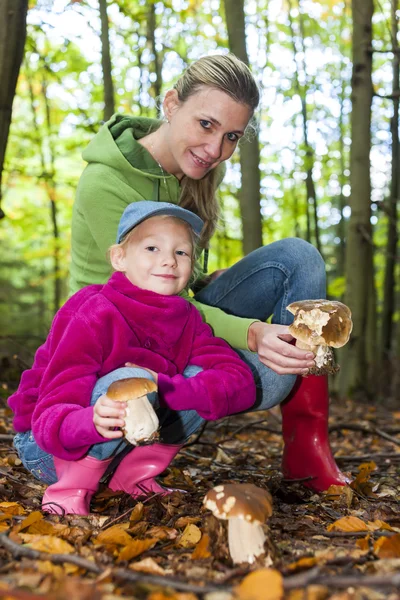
left=106, top=377, right=159, bottom=445
left=203, top=483, right=273, bottom=564
left=287, top=299, right=353, bottom=375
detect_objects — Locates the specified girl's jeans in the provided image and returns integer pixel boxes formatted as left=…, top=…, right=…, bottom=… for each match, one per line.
left=14, top=238, right=325, bottom=484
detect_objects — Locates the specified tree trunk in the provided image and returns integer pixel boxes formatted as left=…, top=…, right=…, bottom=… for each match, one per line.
left=99, top=0, right=115, bottom=122
left=147, top=0, right=162, bottom=114
left=0, top=0, right=28, bottom=217
left=287, top=0, right=321, bottom=255
left=223, top=0, right=263, bottom=256
left=381, top=0, right=399, bottom=365
left=341, top=0, right=374, bottom=397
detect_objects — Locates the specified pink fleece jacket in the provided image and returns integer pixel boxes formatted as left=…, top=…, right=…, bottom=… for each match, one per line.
left=8, top=272, right=256, bottom=460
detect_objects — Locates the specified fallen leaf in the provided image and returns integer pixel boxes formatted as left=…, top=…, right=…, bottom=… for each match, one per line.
left=327, top=516, right=368, bottom=532
left=129, top=502, right=144, bottom=524
left=374, top=534, right=400, bottom=558
left=367, top=519, right=395, bottom=532
left=21, top=534, right=74, bottom=554
left=0, top=502, right=26, bottom=516
left=191, top=533, right=211, bottom=559
left=287, top=556, right=318, bottom=571
left=130, top=557, right=170, bottom=575
left=175, top=515, right=202, bottom=528
left=177, top=523, right=202, bottom=548
left=146, top=525, right=178, bottom=540
left=118, top=537, right=158, bottom=561
left=236, top=569, right=284, bottom=600
left=356, top=535, right=370, bottom=551
left=16, top=511, right=43, bottom=532
left=93, top=523, right=132, bottom=547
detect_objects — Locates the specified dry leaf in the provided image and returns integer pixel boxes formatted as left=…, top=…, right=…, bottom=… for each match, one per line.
left=288, top=556, right=318, bottom=571
left=130, top=557, right=169, bottom=575
left=327, top=516, right=368, bottom=532
left=129, top=502, right=144, bottom=524
left=191, top=533, right=211, bottom=559
left=0, top=523, right=10, bottom=533
left=287, top=586, right=329, bottom=600
left=16, top=511, right=43, bottom=532
left=356, top=535, right=370, bottom=551
left=146, top=525, right=178, bottom=540
left=94, top=523, right=132, bottom=547
left=22, top=534, right=74, bottom=554
left=177, top=524, right=202, bottom=548
left=373, top=534, right=400, bottom=558
left=175, top=515, right=202, bottom=528
left=0, top=502, right=26, bottom=516
left=118, top=537, right=158, bottom=561
left=236, top=569, right=284, bottom=600
left=367, top=519, right=395, bottom=532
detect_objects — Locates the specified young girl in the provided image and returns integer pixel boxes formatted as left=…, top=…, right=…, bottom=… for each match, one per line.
left=8, top=201, right=256, bottom=515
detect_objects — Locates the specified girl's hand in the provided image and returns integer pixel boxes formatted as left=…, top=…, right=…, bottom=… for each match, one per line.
left=93, top=394, right=127, bottom=439
left=247, top=322, right=316, bottom=376
left=124, top=363, right=158, bottom=384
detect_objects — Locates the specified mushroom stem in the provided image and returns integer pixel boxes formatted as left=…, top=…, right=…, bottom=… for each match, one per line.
left=124, top=394, right=159, bottom=445
left=227, top=517, right=266, bottom=564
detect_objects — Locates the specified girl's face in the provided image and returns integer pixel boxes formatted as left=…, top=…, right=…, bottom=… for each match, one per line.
left=111, top=216, right=194, bottom=296
left=163, top=86, right=252, bottom=180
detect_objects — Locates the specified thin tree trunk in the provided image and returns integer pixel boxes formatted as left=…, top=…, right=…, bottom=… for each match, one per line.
left=381, top=0, right=399, bottom=364
left=0, top=0, right=28, bottom=217
left=287, top=0, right=322, bottom=255
left=223, top=0, right=263, bottom=256
left=341, top=0, right=374, bottom=397
left=147, top=0, right=162, bottom=114
left=99, top=0, right=115, bottom=121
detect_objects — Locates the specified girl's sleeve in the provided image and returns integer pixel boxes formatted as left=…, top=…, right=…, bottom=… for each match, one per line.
left=157, top=308, right=256, bottom=420
left=31, top=313, right=108, bottom=460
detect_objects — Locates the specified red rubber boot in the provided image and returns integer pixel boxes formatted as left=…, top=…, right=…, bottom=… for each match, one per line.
left=281, top=375, right=348, bottom=492
left=108, top=443, right=183, bottom=498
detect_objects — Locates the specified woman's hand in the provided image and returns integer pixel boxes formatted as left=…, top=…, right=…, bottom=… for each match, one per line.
left=125, top=363, right=158, bottom=384
left=93, top=394, right=126, bottom=438
left=247, top=322, right=315, bottom=375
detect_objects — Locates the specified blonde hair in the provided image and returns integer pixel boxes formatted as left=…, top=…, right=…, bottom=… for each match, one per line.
left=173, top=54, right=260, bottom=248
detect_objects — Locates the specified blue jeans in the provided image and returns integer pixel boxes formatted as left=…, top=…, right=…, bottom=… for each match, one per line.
left=195, top=237, right=326, bottom=411
left=14, top=365, right=204, bottom=484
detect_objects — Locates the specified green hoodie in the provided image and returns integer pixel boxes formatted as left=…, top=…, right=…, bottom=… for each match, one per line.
left=70, top=114, right=258, bottom=350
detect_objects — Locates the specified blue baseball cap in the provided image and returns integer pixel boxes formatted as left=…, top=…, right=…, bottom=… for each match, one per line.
left=116, top=201, right=204, bottom=243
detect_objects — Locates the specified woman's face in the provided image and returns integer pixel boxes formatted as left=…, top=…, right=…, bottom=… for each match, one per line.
left=163, top=86, right=252, bottom=180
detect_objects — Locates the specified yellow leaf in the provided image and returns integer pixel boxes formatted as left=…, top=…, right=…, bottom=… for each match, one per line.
left=288, top=556, right=318, bottom=571
left=356, top=535, right=370, bottom=551
left=191, top=533, right=211, bottom=560
left=94, top=523, right=132, bottom=547
left=327, top=516, right=368, bottom=532
left=16, top=511, right=43, bottom=532
left=118, top=537, right=158, bottom=562
left=146, top=525, right=178, bottom=540
left=374, top=534, right=400, bottom=558
left=0, top=502, right=26, bottom=516
left=129, top=502, right=144, bottom=524
left=23, top=534, right=74, bottom=554
left=367, top=519, right=395, bottom=532
left=236, top=569, right=284, bottom=600
left=130, top=557, right=169, bottom=575
left=0, top=523, right=10, bottom=533
left=287, top=586, right=328, bottom=600
left=177, top=524, right=202, bottom=548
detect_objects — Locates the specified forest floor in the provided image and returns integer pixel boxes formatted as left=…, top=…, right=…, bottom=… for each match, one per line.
left=0, top=360, right=400, bottom=600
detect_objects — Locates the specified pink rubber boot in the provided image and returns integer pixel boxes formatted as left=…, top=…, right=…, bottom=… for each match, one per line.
left=281, top=374, right=349, bottom=492
left=42, top=455, right=112, bottom=515
left=108, top=443, right=182, bottom=497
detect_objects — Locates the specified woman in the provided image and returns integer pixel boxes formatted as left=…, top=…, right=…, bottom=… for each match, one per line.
left=70, top=53, right=347, bottom=493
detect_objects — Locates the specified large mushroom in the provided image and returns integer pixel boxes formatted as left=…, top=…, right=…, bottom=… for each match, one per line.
left=203, top=483, right=273, bottom=564
left=106, top=377, right=159, bottom=445
left=287, top=299, right=353, bottom=375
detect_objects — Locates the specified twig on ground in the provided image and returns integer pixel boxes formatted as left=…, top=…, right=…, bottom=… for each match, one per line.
left=330, top=423, right=400, bottom=447
left=336, top=452, right=400, bottom=462
left=0, top=435, right=14, bottom=442
left=0, top=533, right=228, bottom=594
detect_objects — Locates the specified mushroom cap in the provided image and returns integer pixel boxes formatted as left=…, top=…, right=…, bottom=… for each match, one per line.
left=203, top=483, right=273, bottom=524
left=107, top=377, right=157, bottom=402
left=287, top=299, right=353, bottom=349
